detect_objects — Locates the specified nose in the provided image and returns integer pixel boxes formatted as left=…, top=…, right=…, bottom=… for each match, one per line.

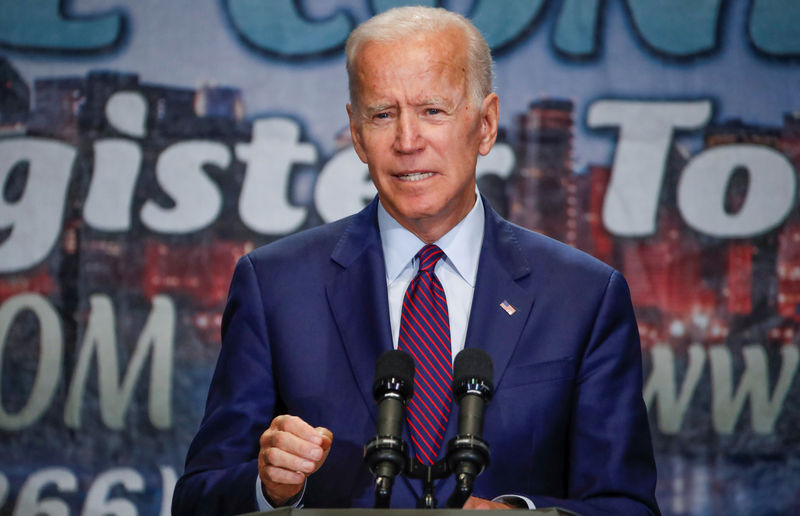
left=393, top=111, right=424, bottom=154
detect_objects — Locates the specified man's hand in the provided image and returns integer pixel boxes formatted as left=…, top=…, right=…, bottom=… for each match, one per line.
left=258, top=415, right=333, bottom=506
left=463, top=495, right=513, bottom=510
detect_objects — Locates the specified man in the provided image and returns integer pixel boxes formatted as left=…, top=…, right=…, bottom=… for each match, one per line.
left=173, top=6, right=659, bottom=515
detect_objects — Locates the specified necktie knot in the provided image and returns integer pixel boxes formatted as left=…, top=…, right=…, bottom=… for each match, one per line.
left=417, top=244, right=444, bottom=273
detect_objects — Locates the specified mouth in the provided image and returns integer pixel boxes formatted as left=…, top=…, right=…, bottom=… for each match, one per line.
left=396, top=171, right=435, bottom=182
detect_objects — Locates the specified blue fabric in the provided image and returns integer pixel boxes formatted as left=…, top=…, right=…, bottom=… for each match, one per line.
left=173, top=196, right=660, bottom=515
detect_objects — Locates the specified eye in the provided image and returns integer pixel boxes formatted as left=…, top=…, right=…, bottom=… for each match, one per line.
left=426, top=108, right=442, bottom=115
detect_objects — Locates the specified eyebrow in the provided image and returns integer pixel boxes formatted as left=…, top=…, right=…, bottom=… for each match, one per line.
left=417, top=97, right=453, bottom=108
left=364, top=97, right=455, bottom=112
left=364, top=103, right=396, bottom=114
left=359, top=96, right=458, bottom=119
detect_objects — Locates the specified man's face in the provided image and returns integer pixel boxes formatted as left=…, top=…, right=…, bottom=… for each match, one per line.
left=347, top=28, right=498, bottom=242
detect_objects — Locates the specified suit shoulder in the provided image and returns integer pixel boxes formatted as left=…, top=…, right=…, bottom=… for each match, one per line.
left=504, top=219, right=618, bottom=284
left=244, top=216, right=353, bottom=269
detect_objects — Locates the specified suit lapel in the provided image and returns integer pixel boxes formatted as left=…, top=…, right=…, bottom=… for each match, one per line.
left=469, top=203, right=536, bottom=381
left=444, top=201, right=537, bottom=439
left=326, top=199, right=394, bottom=421
left=326, top=199, right=423, bottom=500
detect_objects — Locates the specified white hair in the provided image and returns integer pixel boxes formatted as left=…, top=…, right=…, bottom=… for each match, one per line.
left=345, top=6, right=493, bottom=108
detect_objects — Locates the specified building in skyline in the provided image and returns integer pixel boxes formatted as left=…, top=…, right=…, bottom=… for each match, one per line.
left=586, top=165, right=615, bottom=265
left=777, top=113, right=800, bottom=322
left=705, top=119, right=784, bottom=320
left=28, top=76, right=84, bottom=143
left=507, top=98, right=574, bottom=242
left=0, top=57, right=29, bottom=133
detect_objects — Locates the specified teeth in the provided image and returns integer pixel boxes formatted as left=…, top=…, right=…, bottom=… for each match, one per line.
left=398, top=172, right=434, bottom=182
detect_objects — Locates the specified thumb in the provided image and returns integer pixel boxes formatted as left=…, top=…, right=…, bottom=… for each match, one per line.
left=316, top=427, right=333, bottom=451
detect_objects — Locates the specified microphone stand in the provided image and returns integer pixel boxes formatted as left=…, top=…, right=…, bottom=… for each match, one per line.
left=364, top=434, right=407, bottom=508
left=368, top=430, right=492, bottom=508
left=405, top=457, right=450, bottom=509
left=403, top=431, right=490, bottom=509
left=445, top=435, right=490, bottom=508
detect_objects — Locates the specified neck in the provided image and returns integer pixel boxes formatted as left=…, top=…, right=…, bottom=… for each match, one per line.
left=397, top=193, right=477, bottom=244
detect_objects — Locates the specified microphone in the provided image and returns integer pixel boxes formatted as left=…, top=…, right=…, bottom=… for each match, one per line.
left=446, top=348, right=493, bottom=508
left=364, top=349, right=414, bottom=508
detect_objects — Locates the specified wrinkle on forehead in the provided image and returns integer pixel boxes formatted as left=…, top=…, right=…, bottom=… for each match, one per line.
left=351, top=28, right=469, bottom=112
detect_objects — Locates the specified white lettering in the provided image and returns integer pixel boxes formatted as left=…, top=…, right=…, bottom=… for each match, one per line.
left=237, top=118, right=314, bottom=233
left=0, top=294, right=62, bottom=430
left=0, top=471, right=8, bottom=509
left=105, top=91, right=148, bottom=138
left=587, top=99, right=711, bottom=236
left=644, top=343, right=706, bottom=434
left=709, top=344, right=799, bottom=434
left=477, top=142, right=515, bottom=180
left=82, top=468, right=144, bottom=516
left=315, top=147, right=375, bottom=223
left=678, top=144, right=797, bottom=237
left=15, top=467, right=77, bottom=516
left=64, top=295, right=175, bottom=429
left=3, top=466, right=182, bottom=515
left=0, top=139, right=75, bottom=272
left=84, top=139, right=142, bottom=231
left=141, top=141, right=230, bottom=233
left=159, top=466, right=177, bottom=516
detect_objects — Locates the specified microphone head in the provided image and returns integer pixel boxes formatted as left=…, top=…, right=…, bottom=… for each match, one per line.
left=453, top=348, right=493, bottom=400
left=373, top=349, right=415, bottom=401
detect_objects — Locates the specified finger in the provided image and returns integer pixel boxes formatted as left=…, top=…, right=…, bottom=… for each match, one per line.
left=463, top=496, right=488, bottom=509
left=262, top=445, right=318, bottom=475
left=462, top=496, right=511, bottom=510
left=261, top=416, right=324, bottom=460
left=261, top=463, right=306, bottom=486
left=316, top=427, right=333, bottom=450
left=276, top=415, right=324, bottom=446
left=266, top=429, right=324, bottom=463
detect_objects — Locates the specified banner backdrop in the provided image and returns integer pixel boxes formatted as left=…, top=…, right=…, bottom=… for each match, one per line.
left=1, top=1, right=799, bottom=514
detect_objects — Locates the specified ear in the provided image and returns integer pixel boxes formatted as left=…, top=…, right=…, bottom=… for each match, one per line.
left=477, top=93, right=499, bottom=156
left=347, top=103, right=369, bottom=164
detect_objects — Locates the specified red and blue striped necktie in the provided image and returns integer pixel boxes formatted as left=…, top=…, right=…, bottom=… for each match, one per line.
left=398, top=244, right=453, bottom=465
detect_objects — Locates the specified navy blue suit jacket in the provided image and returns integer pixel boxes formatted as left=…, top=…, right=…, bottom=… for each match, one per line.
left=173, top=197, right=659, bottom=515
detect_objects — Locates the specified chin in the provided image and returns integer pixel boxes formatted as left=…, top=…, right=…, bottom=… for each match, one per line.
left=396, top=200, right=443, bottom=220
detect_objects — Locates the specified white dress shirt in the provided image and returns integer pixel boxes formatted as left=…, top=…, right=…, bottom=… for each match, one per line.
left=378, top=194, right=484, bottom=356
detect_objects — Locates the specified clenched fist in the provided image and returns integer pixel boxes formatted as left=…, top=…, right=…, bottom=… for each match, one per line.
left=258, top=415, right=333, bottom=505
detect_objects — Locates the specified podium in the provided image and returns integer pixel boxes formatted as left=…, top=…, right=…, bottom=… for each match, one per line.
left=242, top=508, right=578, bottom=515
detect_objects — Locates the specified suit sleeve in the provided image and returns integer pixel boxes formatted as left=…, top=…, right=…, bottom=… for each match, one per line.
left=172, top=255, right=276, bottom=516
left=527, top=271, right=660, bottom=515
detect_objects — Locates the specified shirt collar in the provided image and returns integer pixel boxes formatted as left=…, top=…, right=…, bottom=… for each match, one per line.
left=377, top=193, right=485, bottom=287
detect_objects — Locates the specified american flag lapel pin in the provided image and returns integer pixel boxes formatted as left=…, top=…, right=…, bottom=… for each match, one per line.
left=500, top=299, right=517, bottom=316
